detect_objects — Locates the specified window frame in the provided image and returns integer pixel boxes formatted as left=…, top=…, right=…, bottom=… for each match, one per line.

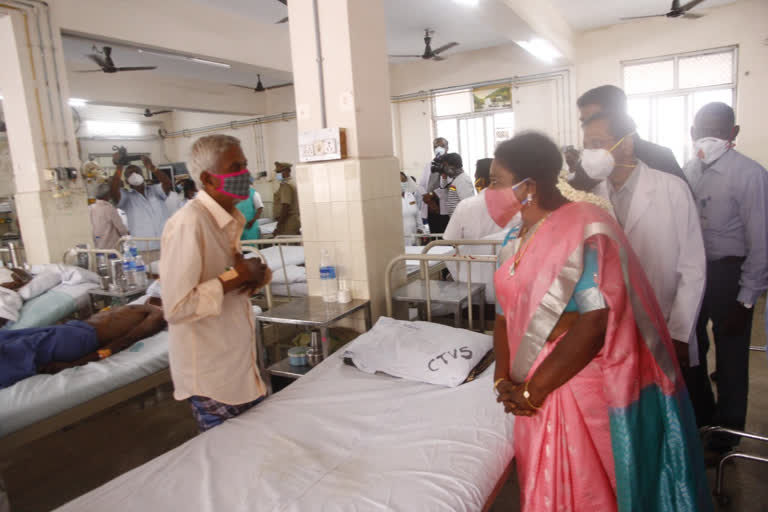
left=621, top=46, right=738, bottom=164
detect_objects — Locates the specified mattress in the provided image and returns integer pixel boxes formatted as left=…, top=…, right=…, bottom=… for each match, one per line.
left=268, top=282, right=309, bottom=297
left=57, top=335, right=514, bottom=511
left=0, top=331, right=169, bottom=438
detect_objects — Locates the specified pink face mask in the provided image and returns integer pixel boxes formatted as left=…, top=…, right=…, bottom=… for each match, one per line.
left=484, top=178, right=528, bottom=228
left=213, top=168, right=251, bottom=200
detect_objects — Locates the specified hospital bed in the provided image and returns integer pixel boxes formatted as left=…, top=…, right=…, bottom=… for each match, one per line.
left=0, top=330, right=171, bottom=456
left=54, top=253, right=514, bottom=512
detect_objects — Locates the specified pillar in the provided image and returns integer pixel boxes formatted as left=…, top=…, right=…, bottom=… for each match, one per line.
left=287, top=0, right=404, bottom=319
left=0, top=6, right=91, bottom=264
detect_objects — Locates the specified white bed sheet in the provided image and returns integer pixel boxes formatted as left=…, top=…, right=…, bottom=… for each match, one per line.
left=0, top=331, right=169, bottom=438
left=268, top=282, right=309, bottom=297
left=58, top=347, right=514, bottom=512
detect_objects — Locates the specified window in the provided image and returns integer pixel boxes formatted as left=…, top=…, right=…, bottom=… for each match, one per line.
left=432, top=89, right=515, bottom=180
left=433, top=111, right=514, bottom=181
left=622, top=47, right=737, bottom=166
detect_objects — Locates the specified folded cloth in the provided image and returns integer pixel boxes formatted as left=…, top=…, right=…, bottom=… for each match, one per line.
left=343, top=316, right=493, bottom=388
left=0, top=288, right=22, bottom=323
left=269, top=265, right=306, bottom=285
left=18, top=271, right=62, bottom=301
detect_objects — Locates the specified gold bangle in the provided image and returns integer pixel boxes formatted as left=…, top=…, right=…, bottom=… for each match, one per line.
left=493, top=378, right=505, bottom=391
left=523, top=381, right=541, bottom=410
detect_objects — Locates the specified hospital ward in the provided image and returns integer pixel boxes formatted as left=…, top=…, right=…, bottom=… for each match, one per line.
left=1, top=1, right=768, bottom=511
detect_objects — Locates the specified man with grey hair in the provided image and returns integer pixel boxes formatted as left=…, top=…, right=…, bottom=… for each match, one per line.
left=160, top=134, right=272, bottom=432
left=89, top=182, right=129, bottom=250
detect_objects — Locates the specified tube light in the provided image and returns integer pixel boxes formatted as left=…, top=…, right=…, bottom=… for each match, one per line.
left=453, top=0, right=479, bottom=6
left=516, top=38, right=562, bottom=63
left=137, top=49, right=231, bottom=69
left=68, top=98, right=88, bottom=107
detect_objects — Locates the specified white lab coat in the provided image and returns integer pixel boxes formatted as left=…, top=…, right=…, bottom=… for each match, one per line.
left=443, top=191, right=520, bottom=303
left=593, top=162, right=706, bottom=365
left=402, top=192, right=424, bottom=244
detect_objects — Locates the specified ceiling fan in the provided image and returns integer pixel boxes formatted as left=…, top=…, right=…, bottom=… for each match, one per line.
left=389, top=29, right=459, bottom=62
left=77, top=46, right=157, bottom=74
left=230, top=74, right=293, bottom=92
left=275, top=0, right=288, bottom=24
left=621, top=0, right=708, bottom=21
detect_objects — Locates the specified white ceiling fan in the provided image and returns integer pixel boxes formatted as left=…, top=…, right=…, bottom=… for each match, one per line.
left=621, top=0, right=709, bottom=21
left=389, top=29, right=460, bottom=62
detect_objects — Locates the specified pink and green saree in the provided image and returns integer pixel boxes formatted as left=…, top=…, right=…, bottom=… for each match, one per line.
left=495, top=202, right=711, bottom=511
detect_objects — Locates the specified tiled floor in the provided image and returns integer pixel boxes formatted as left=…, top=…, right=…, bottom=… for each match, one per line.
left=2, top=302, right=767, bottom=511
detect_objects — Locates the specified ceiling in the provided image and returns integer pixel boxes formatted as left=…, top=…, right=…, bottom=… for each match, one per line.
left=187, top=0, right=517, bottom=58
left=551, top=0, right=740, bottom=31
left=61, top=34, right=293, bottom=89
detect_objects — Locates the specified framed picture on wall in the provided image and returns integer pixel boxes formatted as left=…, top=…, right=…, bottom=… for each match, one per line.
left=473, top=85, right=512, bottom=112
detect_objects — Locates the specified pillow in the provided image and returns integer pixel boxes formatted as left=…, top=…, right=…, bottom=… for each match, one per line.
left=59, top=265, right=100, bottom=286
left=5, top=290, right=76, bottom=330
left=269, top=264, right=306, bottom=285
left=18, top=271, right=62, bottom=300
left=342, top=317, right=493, bottom=388
left=256, top=246, right=305, bottom=271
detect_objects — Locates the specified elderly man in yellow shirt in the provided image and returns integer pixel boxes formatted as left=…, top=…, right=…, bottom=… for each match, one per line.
left=160, top=134, right=272, bottom=432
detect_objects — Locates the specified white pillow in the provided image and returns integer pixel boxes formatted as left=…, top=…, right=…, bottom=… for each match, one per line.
left=343, top=317, right=493, bottom=388
left=256, top=246, right=305, bottom=271
left=59, top=265, right=100, bottom=286
left=18, top=271, right=62, bottom=300
left=269, top=265, right=306, bottom=285
left=0, top=287, right=22, bottom=322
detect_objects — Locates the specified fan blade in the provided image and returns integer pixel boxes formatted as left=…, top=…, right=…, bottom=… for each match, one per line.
left=388, top=54, right=422, bottom=58
left=230, top=84, right=256, bottom=90
left=431, top=55, right=446, bottom=62
left=114, top=66, right=157, bottom=72
left=87, top=54, right=107, bottom=68
left=152, top=110, right=173, bottom=115
left=681, top=11, right=705, bottom=18
left=76, top=69, right=106, bottom=73
left=620, top=14, right=666, bottom=20
left=432, top=42, right=459, bottom=55
left=266, top=82, right=294, bottom=90
left=276, top=16, right=289, bottom=24
left=679, top=0, right=707, bottom=11
left=276, top=0, right=287, bottom=4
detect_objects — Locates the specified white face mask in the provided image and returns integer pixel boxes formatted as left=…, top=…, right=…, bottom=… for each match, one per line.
left=694, top=137, right=731, bottom=164
left=400, top=182, right=408, bottom=193
left=434, top=146, right=446, bottom=157
left=581, top=149, right=615, bottom=181
left=127, top=173, right=145, bottom=187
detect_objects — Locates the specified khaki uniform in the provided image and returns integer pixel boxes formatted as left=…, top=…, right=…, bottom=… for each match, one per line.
left=273, top=180, right=301, bottom=235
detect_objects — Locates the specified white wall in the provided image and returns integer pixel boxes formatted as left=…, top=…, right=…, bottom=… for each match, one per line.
left=574, top=0, right=768, bottom=167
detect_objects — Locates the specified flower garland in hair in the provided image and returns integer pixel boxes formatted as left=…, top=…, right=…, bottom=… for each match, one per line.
left=556, top=177, right=614, bottom=214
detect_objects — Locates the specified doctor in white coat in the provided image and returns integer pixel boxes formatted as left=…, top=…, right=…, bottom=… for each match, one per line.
left=581, top=110, right=706, bottom=368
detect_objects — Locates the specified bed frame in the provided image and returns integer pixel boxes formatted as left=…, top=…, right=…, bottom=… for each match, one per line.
left=0, top=369, right=171, bottom=457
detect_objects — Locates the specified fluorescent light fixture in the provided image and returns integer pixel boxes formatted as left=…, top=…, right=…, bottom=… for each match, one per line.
left=68, top=98, right=88, bottom=107
left=516, top=38, right=562, bottom=63
left=137, top=49, right=231, bottom=69
left=86, top=120, right=142, bottom=137
left=453, top=0, right=478, bottom=5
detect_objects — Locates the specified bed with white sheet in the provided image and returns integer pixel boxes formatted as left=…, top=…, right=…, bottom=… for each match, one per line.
left=56, top=322, right=515, bottom=512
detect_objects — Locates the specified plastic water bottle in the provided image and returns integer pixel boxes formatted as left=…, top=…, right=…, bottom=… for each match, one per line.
left=319, top=249, right=338, bottom=303
left=124, top=236, right=138, bottom=258
left=122, top=248, right=137, bottom=288
left=134, top=255, right=148, bottom=288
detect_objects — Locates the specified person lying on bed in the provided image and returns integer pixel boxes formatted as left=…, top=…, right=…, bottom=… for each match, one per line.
left=0, top=304, right=166, bottom=389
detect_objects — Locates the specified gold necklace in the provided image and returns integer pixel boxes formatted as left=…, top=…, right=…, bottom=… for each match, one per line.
left=508, top=213, right=552, bottom=277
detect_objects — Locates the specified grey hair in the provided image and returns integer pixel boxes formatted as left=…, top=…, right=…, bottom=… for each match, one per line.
left=94, top=183, right=111, bottom=200
left=187, top=134, right=242, bottom=187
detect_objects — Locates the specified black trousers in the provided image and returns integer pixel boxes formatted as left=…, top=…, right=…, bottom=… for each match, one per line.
left=427, top=211, right=450, bottom=235
left=687, top=257, right=753, bottom=448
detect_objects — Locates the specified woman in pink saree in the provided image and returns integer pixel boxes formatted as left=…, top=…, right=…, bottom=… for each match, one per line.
left=488, top=133, right=711, bottom=511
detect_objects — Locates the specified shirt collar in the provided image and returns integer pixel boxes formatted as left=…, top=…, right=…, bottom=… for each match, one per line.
left=705, top=148, right=734, bottom=175
left=609, top=160, right=643, bottom=195
left=195, top=190, right=244, bottom=229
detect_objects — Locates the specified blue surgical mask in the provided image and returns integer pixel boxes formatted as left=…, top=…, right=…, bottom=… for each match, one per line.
left=276, top=173, right=284, bottom=182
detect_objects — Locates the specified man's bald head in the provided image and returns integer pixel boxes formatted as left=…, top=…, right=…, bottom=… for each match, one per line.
left=692, top=102, right=739, bottom=142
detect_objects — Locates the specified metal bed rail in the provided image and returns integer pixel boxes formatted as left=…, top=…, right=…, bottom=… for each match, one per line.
left=241, top=246, right=274, bottom=311
left=418, top=239, right=502, bottom=281
left=700, top=426, right=768, bottom=505
left=63, top=245, right=121, bottom=273
left=385, top=253, right=497, bottom=331
left=242, top=237, right=304, bottom=300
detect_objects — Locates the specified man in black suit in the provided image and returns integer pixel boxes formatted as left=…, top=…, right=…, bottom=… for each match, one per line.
left=568, top=85, right=687, bottom=191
